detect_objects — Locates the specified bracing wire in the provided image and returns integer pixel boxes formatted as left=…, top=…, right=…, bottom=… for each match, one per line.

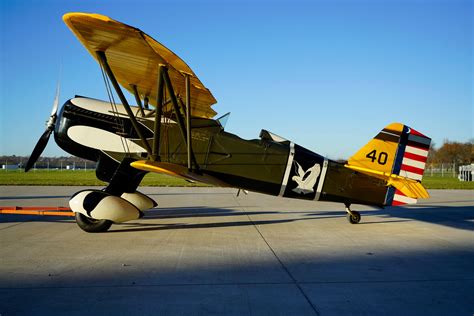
left=98, top=61, right=131, bottom=156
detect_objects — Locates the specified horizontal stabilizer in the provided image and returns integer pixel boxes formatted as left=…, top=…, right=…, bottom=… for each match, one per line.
left=344, top=164, right=429, bottom=199
left=386, top=177, right=429, bottom=199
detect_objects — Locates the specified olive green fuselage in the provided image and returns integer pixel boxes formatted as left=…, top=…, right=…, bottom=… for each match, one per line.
left=142, top=118, right=389, bottom=207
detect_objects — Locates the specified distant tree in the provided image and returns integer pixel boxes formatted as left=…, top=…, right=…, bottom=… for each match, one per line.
left=426, top=142, right=437, bottom=164
left=431, top=140, right=473, bottom=164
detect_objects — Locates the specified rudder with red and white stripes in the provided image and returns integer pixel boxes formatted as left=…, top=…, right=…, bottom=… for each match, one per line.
left=398, top=128, right=430, bottom=181
left=387, top=126, right=431, bottom=206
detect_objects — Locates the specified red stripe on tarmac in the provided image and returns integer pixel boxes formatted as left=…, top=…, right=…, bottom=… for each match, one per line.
left=0, top=206, right=73, bottom=217
left=0, top=206, right=71, bottom=211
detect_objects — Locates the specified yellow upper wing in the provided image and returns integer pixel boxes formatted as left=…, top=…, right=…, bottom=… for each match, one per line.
left=63, top=12, right=217, bottom=119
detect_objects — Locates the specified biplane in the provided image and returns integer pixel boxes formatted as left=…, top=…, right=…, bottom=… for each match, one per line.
left=25, top=13, right=431, bottom=232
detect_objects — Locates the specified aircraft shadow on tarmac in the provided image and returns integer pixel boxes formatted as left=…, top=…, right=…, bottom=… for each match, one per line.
left=355, top=205, right=474, bottom=232
left=1, top=204, right=472, bottom=232
left=113, top=207, right=303, bottom=232
left=110, top=204, right=473, bottom=233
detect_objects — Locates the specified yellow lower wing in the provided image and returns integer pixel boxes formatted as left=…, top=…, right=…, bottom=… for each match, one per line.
left=344, top=164, right=429, bottom=199
left=131, top=160, right=230, bottom=187
left=131, top=160, right=188, bottom=179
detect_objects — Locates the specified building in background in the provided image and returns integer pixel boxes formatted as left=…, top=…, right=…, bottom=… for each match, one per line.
left=458, top=164, right=473, bottom=181
left=2, top=164, right=19, bottom=170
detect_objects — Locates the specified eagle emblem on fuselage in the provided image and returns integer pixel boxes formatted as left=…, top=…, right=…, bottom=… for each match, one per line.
left=292, top=161, right=321, bottom=194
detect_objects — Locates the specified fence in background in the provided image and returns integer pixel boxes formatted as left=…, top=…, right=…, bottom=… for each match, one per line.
left=425, top=163, right=458, bottom=178
left=1, top=159, right=97, bottom=171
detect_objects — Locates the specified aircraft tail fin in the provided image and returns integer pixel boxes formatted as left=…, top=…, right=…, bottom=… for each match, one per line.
left=345, top=123, right=431, bottom=206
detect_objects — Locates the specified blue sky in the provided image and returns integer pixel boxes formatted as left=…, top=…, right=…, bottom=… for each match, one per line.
left=0, top=0, right=472, bottom=160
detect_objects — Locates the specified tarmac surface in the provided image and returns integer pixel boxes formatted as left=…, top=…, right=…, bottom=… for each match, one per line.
left=0, top=186, right=473, bottom=315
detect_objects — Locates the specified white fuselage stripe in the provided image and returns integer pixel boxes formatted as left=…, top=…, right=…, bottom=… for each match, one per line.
left=278, top=142, right=295, bottom=196
left=315, top=158, right=329, bottom=201
left=67, top=125, right=147, bottom=153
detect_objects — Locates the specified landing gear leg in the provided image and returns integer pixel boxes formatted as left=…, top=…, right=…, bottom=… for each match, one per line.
left=345, top=203, right=361, bottom=224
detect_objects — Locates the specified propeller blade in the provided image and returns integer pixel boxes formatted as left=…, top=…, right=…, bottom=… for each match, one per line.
left=50, top=81, right=60, bottom=117
left=25, top=129, right=53, bottom=172
left=26, top=79, right=61, bottom=172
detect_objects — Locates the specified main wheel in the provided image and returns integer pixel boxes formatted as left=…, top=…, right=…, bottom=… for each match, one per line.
left=75, top=212, right=113, bottom=233
left=346, top=210, right=361, bottom=224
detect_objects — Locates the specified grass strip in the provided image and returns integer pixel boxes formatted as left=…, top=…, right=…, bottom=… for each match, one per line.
left=0, top=170, right=472, bottom=189
left=0, top=170, right=206, bottom=187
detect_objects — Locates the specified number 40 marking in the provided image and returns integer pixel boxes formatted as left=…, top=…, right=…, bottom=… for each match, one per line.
left=366, top=150, right=388, bottom=165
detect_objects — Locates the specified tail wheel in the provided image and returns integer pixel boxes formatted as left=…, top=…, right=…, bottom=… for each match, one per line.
left=75, top=212, right=113, bottom=233
left=344, top=203, right=361, bottom=224
left=346, top=210, right=361, bottom=224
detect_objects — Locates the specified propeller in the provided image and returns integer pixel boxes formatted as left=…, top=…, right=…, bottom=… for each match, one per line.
left=25, top=82, right=60, bottom=172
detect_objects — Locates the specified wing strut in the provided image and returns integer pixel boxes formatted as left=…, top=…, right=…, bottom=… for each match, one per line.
left=96, top=51, right=153, bottom=157
left=159, top=66, right=199, bottom=171
left=152, top=65, right=165, bottom=161
left=131, top=84, right=145, bottom=116
left=143, top=96, right=149, bottom=110
left=96, top=51, right=197, bottom=170
left=185, top=73, right=192, bottom=170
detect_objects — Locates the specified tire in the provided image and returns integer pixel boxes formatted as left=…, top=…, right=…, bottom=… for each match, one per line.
left=346, top=210, right=361, bottom=224
left=75, top=212, right=113, bottom=233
